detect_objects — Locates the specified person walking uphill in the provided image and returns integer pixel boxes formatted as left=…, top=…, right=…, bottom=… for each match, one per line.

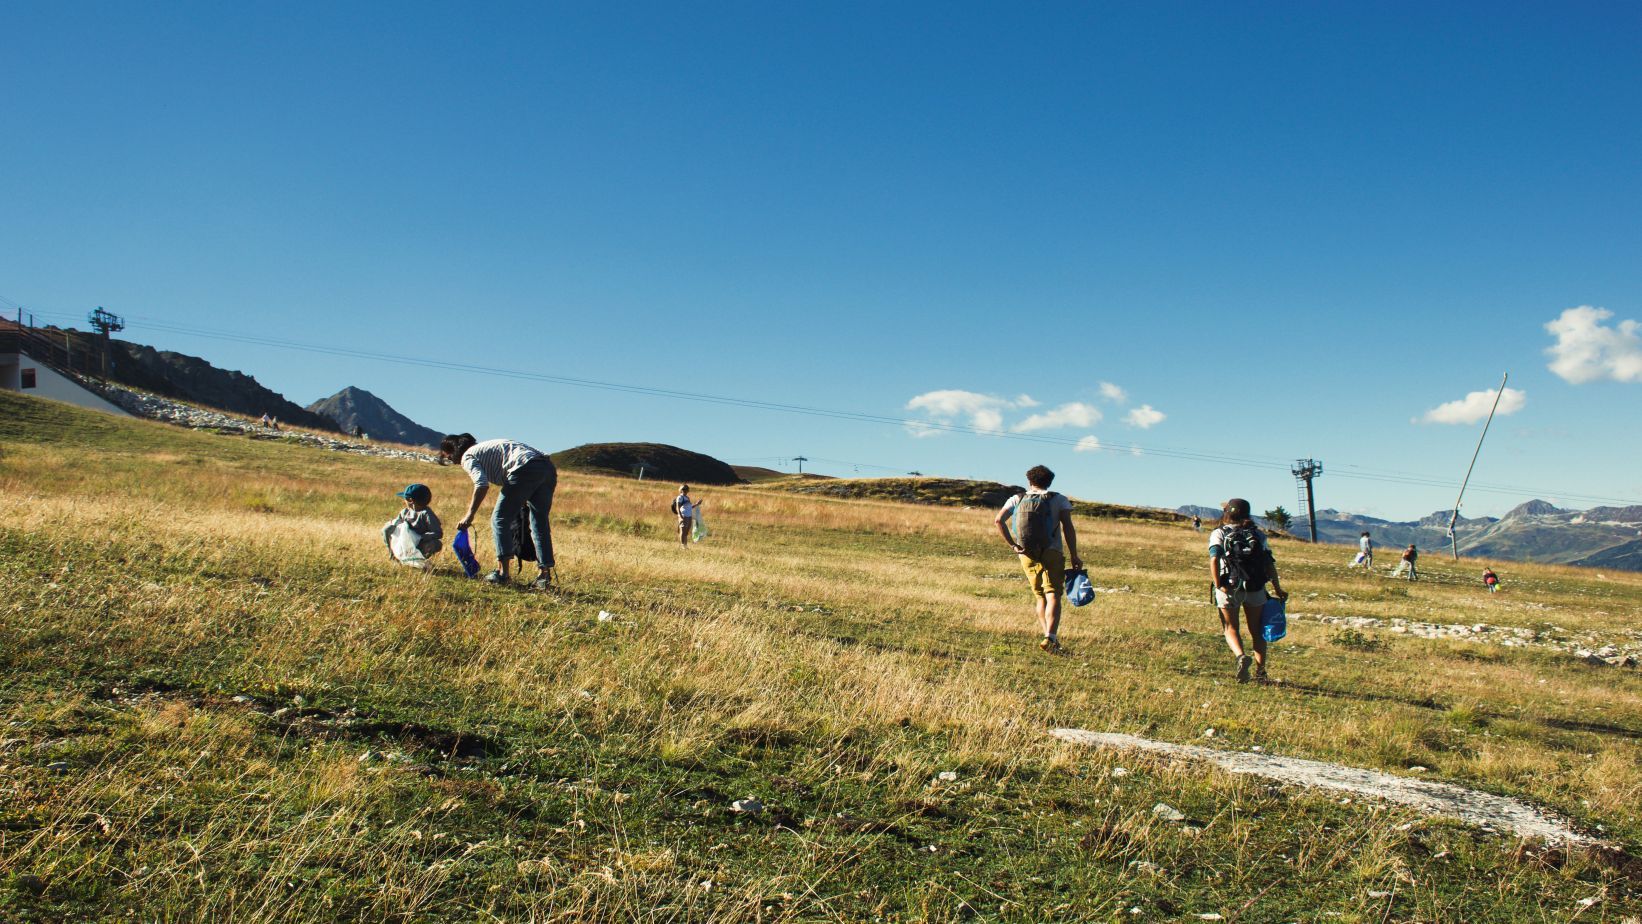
left=995, top=465, right=1082, bottom=653
left=1209, top=497, right=1288, bottom=684
left=440, top=433, right=558, bottom=589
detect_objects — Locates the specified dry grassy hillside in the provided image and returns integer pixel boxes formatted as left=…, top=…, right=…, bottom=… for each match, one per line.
left=2, top=390, right=1640, bottom=922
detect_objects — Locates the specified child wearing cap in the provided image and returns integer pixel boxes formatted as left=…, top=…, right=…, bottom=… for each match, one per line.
left=383, top=483, right=444, bottom=567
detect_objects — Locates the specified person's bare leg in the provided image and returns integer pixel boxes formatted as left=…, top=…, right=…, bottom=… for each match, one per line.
left=1242, top=603, right=1267, bottom=670
left=679, top=519, right=689, bottom=546
left=1219, top=606, right=1245, bottom=657
left=1035, top=595, right=1049, bottom=636
left=497, top=556, right=513, bottom=581
left=1043, top=592, right=1062, bottom=640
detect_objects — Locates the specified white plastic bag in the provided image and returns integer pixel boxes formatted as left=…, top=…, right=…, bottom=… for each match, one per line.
left=691, top=510, right=709, bottom=542
left=388, top=521, right=428, bottom=567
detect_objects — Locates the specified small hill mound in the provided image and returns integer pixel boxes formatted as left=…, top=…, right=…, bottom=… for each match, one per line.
left=733, top=466, right=836, bottom=483
left=552, top=442, right=741, bottom=485
left=770, top=477, right=1186, bottom=523
left=308, top=386, right=443, bottom=448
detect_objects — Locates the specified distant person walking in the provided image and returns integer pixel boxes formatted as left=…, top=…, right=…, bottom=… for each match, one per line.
left=440, top=433, right=558, bottom=589
left=1352, top=531, right=1373, bottom=569
left=671, top=485, right=704, bottom=547
left=1394, top=543, right=1419, bottom=581
left=995, top=465, right=1082, bottom=653
left=1483, top=567, right=1500, bottom=593
left=1192, top=514, right=1202, bottom=532
left=1209, top=497, right=1288, bottom=684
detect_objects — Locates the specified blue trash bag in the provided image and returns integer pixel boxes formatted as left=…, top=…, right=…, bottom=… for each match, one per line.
left=452, top=527, right=481, bottom=578
left=1261, top=595, right=1287, bottom=643
left=1063, top=568, right=1096, bottom=607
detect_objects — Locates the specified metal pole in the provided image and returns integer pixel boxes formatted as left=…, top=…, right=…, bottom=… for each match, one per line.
left=1304, top=475, right=1318, bottom=542
left=1447, top=372, right=1508, bottom=560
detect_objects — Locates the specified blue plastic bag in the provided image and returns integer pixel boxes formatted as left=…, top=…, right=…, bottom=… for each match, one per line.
left=1063, top=568, right=1095, bottom=607
left=452, top=528, right=481, bottom=578
left=1261, top=595, right=1287, bottom=643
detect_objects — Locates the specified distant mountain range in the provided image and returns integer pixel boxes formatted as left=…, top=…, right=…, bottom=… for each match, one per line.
left=307, top=386, right=443, bottom=448
left=1178, top=501, right=1642, bottom=570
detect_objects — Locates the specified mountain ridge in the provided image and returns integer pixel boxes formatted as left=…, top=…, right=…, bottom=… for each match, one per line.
left=307, top=386, right=443, bottom=448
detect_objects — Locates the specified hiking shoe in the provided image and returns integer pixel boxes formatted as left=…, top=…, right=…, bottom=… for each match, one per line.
left=483, top=570, right=509, bottom=585
left=530, top=573, right=553, bottom=591
left=1039, top=637, right=1065, bottom=655
left=1254, top=668, right=1273, bottom=685
left=1235, top=654, right=1253, bottom=684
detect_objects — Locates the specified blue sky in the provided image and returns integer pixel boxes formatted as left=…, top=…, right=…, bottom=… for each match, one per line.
left=4, top=2, right=1640, bottom=519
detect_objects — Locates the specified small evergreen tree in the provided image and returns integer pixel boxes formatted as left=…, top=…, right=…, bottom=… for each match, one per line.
left=1264, top=506, right=1293, bottom=530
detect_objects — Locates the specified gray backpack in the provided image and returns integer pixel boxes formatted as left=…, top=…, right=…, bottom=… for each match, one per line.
left=1014, top=492, right=1060, bottom=557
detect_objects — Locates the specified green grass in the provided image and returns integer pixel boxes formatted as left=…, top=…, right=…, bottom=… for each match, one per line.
left=2, top=390, right=1641, bottom=922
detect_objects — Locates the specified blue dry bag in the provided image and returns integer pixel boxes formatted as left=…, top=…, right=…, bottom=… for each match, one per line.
left=1260, top=595, right=1287, bottom=643
left=452, top=527, right=481, bottom=578
left=1063, top=568, right=1095, bottom=607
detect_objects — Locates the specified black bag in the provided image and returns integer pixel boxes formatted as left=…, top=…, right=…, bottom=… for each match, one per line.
left=511, top=508, right=537, bottom=563
left=1220, top=524, right=1271, bottom=592
left=1014, top=492, right=1060, bottom=558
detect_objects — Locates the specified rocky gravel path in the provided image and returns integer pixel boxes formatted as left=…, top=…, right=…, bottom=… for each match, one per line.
left=1052, top=728, right=1597, bottom=845
left=86, top=380, right=440, bottom=464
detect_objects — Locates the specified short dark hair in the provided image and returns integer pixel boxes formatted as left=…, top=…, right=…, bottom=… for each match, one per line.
left=439, top=433, right=477, bottom=463
left=1025, top=465, right=1054, bottom=489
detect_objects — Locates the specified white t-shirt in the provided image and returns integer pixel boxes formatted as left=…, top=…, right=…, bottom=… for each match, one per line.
left=1359, top=535, right=1372, bottom=552
left=674, top=495, right=695, bottom=518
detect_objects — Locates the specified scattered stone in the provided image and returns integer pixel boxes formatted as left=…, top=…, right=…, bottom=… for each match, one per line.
left=231, top=695, right=253, bottom=704
left=597, top=611, right=615, bottom=622
left=1055, top=729, right=1596, bottom=845
left=45, top=761, right=70, bottom=772
left=731, top=798, right=763, bottom=815
left=1202, top=728, right=1216, bottom=739
left=937, top=770, right=958, bottom=782
left=1110, top=767, right=1129, bottom=778
left=1151, top=803, right=1187, bottom=822
left=1367, top=890, right=1392, bottom=899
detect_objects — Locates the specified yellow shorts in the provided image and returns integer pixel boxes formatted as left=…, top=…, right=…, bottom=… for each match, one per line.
left=1019, top=549, right=1066, bottom=599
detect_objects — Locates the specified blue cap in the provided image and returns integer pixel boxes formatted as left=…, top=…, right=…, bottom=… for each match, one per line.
left=396, top=483, right=432, bottom=504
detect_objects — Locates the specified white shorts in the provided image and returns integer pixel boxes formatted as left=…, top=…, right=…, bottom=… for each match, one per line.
left=1216, top=585, right=1268, bottom=610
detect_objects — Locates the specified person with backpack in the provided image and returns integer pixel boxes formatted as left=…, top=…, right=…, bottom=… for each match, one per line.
left=1394, top=543, right=1419, bottom=581
left=1482, top=567, right=1500, bottom=593
left=440, top=433, right=558, bottom=589
left=1209, top=497, right=1288, bottom=683
left=995, top=465, right=1083, bottom=653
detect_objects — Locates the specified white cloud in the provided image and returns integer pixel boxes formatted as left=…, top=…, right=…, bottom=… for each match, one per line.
left=1074, top=435, right=1101, bottom=453
left=903, top=420, right=943, bottom=439
left=1014, top=402, right=1103, bottom=433
left=1098, top=381, right=1127, bottom=403
left=1418, top=387, right=1527, bottom=425
left=1123, top=405, right=1166, bottom=429
left=1545, top=305, right=1642, bottom=384
left=905, top=390, right=1031, bottom=434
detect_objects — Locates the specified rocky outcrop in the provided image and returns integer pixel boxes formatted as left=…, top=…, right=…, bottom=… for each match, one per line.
left=307, top=386, right=443, bottom=448
left=88, top=380, right=438, bottom=463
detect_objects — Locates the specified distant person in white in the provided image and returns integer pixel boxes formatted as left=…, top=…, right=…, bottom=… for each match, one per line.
left=671, top=485, right=704, bottom=547
left=1353, top=531, right=1373, bottom=569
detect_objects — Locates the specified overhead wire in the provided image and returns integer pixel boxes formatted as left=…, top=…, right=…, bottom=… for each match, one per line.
left=7, top=300, right=1640, bottom=507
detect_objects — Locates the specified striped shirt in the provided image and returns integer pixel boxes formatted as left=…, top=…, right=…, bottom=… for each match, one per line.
left=460, top=439, right=543, bottom=489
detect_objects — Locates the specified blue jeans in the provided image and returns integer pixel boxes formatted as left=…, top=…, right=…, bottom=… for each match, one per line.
left=493, top=457, right=556, bottom=568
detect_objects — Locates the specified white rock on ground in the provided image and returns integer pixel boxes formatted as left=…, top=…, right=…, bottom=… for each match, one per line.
left=1054, top=729, right=1596, bottom=845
